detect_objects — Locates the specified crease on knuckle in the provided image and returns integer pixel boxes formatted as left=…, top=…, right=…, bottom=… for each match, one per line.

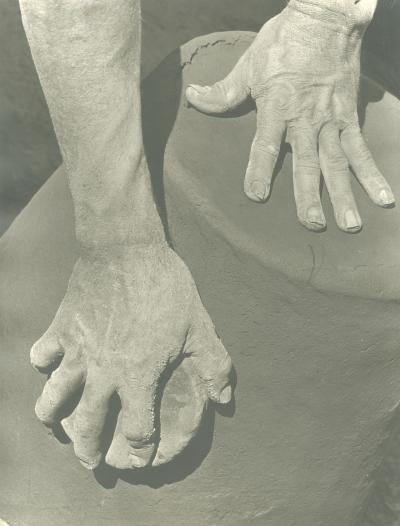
left=296, top=161, right=320, bottom=172
left=253, top=137, right=280, bottom=158
left=350, top=144, right=374, bottom=165
left=125, top=427, right=156, bottom=448
left=321, top=143, right=346, bottom=167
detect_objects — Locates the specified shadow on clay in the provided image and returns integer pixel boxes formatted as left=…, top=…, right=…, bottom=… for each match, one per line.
left=355, top=402, right=400, bottom=526
left=48, top=28, right=387, bottom=489
left=51, top=355, right=236, bottom=489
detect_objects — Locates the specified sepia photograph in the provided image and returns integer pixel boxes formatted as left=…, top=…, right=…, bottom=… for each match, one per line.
left=0, top=1, right=400, bottom=524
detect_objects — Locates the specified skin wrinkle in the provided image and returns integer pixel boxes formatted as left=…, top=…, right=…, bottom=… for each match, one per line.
left=187, top=0, right=394, bottom=232
left=20, top=0, right=233, bottom=470
left=18, top=0, right=394, bottom=474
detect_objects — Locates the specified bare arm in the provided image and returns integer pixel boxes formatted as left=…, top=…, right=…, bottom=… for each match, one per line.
left=20, top=0, right=163, bottom=248
left=20, top=0, right=232, bottom=470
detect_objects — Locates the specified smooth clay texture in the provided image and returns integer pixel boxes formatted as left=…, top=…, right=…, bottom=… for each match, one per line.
left=1, top=31, right=400, bottom=526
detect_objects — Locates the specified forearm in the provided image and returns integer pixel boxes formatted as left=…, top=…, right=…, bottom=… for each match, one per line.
left=19, top=0, right=165, bottom=249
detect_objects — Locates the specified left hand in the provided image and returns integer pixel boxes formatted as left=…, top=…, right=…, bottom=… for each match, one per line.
left=186, top=0, right=395, bottom=233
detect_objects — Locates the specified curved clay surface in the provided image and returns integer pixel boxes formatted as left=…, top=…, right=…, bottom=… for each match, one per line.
left=144, top=31, right=400, bottom=301
left=1, top=31, right=400, bottom=526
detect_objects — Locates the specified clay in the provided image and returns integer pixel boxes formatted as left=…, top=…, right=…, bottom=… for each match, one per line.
left=1, top=31, right=400, bottom=526
left=158, top=31, right=400, bottom=301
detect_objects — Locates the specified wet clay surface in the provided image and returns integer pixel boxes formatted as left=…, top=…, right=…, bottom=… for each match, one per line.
left=1, top=31, right=400, bottom=526
left=145, top=32, right=400, bottom=300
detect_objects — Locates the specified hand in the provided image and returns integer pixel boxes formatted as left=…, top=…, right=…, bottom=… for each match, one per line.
left=30, top=245, right=233, bottom=469
left=186, top=0, right=395, bottom=233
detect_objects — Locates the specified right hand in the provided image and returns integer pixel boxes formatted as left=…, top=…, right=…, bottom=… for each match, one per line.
left=31, top=245, right=233, bottom=469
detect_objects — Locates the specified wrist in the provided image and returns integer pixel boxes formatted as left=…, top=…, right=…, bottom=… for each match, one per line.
left=72, top=156, right=166, bottom=251
left=75, top=205, right=166, bottom=252
left=79, top=240, right=171, bottom=265
left=287, top=0, right=376, bottom=35
left=282, top=1, right=366, bottom=63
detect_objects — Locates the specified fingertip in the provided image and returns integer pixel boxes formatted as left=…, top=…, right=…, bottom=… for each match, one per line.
left=336, top=209, right=362, bottom=233
left=128, top=452, right=151, bottom=469
left=105, top=434, right=154, bottom=470
left=245, top=180, right=270, bottom=203
left=34, top=397, right=54, bottom=427
left=78, top=453, right=102, bottom=471
left=298, top=206, right=326, bottom=232
left=30, top=336, right=63, bottom=371
left=218, top=384, right=232, bottom=404
left=377, top=188, right=395, bottom=208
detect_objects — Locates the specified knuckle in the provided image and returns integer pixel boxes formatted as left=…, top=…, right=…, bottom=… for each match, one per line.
left=122, top=409, right=155, bottom=446
left=213, top=80, right=228, bottom=98
left=124, top=427, right=156, bottom=447
left=295, top=150, right=319, bottom=170
left=296, top=161, right=320, bottom=173
left=323, top=147, right=348, bottom=169
left=353, top=146, right=372, bottom=163
left=329, top=164, right=350, bottom=179
left=253, top=136, right=280, bottom=158
left=73, top=422, right=93, bottom=441
left=320, top=138, right=340, bottom=158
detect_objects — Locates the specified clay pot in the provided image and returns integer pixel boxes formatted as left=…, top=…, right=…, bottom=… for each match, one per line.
left=1, top=31, right=400, bottom=526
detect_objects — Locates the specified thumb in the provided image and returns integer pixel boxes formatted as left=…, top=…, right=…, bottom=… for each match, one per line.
left=186, top=51, right=249, bottom=114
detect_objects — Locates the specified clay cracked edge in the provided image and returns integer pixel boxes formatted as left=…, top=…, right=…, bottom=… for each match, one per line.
left=179, top=31, right=256, bottom=71
left=166, top=31, right=400, bottom=301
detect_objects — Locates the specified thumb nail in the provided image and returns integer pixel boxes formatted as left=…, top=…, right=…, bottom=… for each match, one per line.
left=251, top=181, right=267, bottom=201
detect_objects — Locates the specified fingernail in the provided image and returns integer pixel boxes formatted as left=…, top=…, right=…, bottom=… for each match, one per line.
left=344, top=210, right=361, bottom=231
left=306, top=206, right=325, bottom=227
left=219, top=385, right=232, bottom=404
left=129, top=454, right=149, bottom=468
left=188, top=84, right=210, bottom=94
left=379, top=189, right=395, bottom=206
left=79, top=457, right=100, bottom=471
left=251, top=181, right=267, bottom=201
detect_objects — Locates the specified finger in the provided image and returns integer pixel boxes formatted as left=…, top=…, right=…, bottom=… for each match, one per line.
left=35, top=357, right=85, bottom=426
left=72, top=371, right=114, bottom=470
left=105, top=379, right=158, bottom=469
left=185, top=50, right=249, bottom=114
left=341, top=124, right=395, bottom=207
left=152, top=358, right=208, bottom=467
left=30, top=328, right=64, bottom=371
left=61, top=409, right=76, bottom=442
left=319, top=124, right=362, bottom=233
left=289, top=123, right=325, bottom=231
left=185, top=302, right=233, bottom=405
left=244, top=99, right=285, bottom=202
